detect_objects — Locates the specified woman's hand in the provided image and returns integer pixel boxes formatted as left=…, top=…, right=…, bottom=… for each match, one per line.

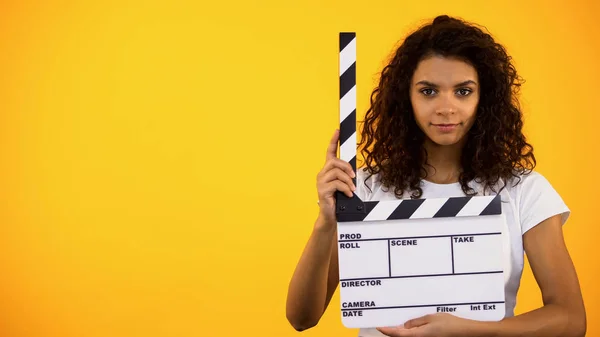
left=376, top=313, right=484, bottom=337
left=315, top=129, right=356, bottom=230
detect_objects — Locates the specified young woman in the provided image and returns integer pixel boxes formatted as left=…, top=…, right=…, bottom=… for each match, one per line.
left=285, top=15, right=586, bottom=337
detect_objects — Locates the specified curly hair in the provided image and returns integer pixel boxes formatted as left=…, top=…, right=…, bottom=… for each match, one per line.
left=358, top=15, right=536, bottom=199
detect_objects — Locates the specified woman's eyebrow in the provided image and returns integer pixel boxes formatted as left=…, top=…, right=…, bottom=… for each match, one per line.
left=414, top=80, right=478, bottom=87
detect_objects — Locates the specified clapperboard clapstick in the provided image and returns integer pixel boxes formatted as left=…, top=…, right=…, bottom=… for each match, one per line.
left=335, top=32, right=507, bottom=329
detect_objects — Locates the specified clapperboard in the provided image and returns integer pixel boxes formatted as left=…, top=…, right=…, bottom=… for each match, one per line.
left=335, top=32, right=506, bottom=329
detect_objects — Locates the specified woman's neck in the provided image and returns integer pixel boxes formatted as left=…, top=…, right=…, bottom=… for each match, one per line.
left=422, top=138, right=464, bottom=184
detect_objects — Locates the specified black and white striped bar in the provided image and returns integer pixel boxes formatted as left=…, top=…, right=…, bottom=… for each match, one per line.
left=336, top=32, right=366, bottom=221
left=339, top=32, right=357, bottom=176
left=338, top=195, right=501, bottom=222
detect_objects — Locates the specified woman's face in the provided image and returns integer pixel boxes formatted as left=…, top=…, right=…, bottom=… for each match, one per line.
left=409, top=55, right=480, bottom=147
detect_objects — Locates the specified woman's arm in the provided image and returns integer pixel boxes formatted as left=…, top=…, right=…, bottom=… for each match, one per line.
left=286, top=129, right=355, bottom=331
left=285, top=215, right=340, bottom=331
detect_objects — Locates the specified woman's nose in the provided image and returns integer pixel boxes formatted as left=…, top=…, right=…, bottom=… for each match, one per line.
left=435, top=98, right=457, bottom=115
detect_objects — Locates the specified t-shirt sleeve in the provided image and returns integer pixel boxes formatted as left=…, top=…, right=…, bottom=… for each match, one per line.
left=519, top=171, right=570, bottom=235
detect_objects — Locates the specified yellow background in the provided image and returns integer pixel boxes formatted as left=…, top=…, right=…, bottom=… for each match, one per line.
left=0, top=0, right=598, bottom=336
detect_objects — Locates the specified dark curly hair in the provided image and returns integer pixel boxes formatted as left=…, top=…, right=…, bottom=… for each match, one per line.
left=358, top=15, right=536, bottom=199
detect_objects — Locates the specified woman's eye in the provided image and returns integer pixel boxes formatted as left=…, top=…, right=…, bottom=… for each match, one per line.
left=457, top=88, right=472, bottom=96
left=421, top=88, right=435, bottom=96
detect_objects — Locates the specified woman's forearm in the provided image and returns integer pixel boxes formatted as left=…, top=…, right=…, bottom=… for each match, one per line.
left=286, top=215, right=338, bottom=331
left=474, top=303, right=586, bottom=337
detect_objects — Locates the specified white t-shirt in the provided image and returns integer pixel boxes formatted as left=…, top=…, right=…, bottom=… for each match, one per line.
left=351, top=168, right=570, bottom=337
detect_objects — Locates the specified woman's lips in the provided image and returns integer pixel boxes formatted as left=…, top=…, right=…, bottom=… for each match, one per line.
left=432, top=123, right=458, bottom=132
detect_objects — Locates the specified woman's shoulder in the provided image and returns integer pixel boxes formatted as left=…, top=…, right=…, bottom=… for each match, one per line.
left=503, top=170, right=571, bottom=233
left=502, top=170, right=559, bottom=196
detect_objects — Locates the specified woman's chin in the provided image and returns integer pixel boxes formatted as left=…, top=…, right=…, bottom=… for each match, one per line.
left=427, top=134, right=465, bottom=147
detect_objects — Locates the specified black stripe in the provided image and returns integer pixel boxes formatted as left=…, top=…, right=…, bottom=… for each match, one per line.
left=336, top=212, right=365, bottom=222
left=388, top=199, right=425, bottom=220
left=339, top=32, right=355, bottom=52
left=336, top=201, right=378, bottom=222
left=433, top=197, right=471, bottom=218
left=349, top=156, right=356, bottom=178
left=365, top=200, right=377, bottom=213
left=480, top=194, right=502, bottom=215
left=339, top=109, right=355, bottom=145
left=339, top=62, right=355, bottom=99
